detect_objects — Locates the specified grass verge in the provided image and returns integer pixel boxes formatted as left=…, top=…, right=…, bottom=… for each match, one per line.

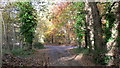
left=11, top=48, right=36, bottom=57
left=72, top=47, right=89, bottom=54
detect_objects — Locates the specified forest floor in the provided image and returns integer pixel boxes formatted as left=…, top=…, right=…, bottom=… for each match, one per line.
left=2, top=44, right=97, bottom=67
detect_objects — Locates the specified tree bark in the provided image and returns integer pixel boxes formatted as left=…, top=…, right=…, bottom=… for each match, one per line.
left=116, top=2, right=120, bottom=50
left=0, top=9, right=3, bottom=68
left=85, top=3, right=94, bottom=51
left=89, top=2, right=103, bottom=51
left=2, top=16, right=7, bottom=49
left=110, top=2, right=120, bottom=65
left=12, top=23, right=16, bottom=50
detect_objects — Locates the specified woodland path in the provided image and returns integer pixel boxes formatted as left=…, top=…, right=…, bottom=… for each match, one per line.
left=32, top=44, right=95, bottom=66
left=44, top=45, right=81, bottom=66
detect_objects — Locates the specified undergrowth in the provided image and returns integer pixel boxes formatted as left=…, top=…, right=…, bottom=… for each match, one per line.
left=11, top=48, right=36, bottom=57
left=33, top=42, right=45, bottom=49
left=73, top=47, right=112, bottom=65
left=73, top=47, right=89, bottom=54
left=94, top=54, right=113, bottom=65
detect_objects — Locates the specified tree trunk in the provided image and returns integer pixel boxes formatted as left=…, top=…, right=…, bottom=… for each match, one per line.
left=2, top=16, right=7, bottom=49
left=85, top=3, right=94, bottom=51
left=116, top=2, right=120, bottom=50
left=110, top=2, right=120, bottom=65
left=51, top=34, right=54, bottom=44
left=89, top=2, right=103, bottom=51
left=0, top=9, right=3, bottom=68
left=12, top=23, right=16, bottom=50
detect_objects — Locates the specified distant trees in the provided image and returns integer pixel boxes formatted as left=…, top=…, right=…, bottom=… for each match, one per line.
left=2, top=2, right=22, bottom=51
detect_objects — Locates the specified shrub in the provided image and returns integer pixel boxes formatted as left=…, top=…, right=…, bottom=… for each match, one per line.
left=33, top=42, right=45, bottom=49
left=94, top=54, right=112, bottom=65
left=11, top=48, right=35, bottom=57
left=73, top=47, right=89, bottom=54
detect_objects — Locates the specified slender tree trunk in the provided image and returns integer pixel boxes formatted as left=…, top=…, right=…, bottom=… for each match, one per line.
left=51, top=34, right=54, bottom=44
left=2, top=17, right=7, bottom=49
left=6, top=24, right=11, bottom=50
left=12, top=23, right=16, bottom=50
left=0, top=11, right=2, bottom=68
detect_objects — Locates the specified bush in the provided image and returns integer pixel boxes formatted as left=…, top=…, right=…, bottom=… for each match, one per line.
left=33, top=42, right=45, bottom=49
left=73, top=47, right=89, bottom=54
left=94, top=54, right=112, bottom=65
left=11, top=48, right=35, bottom=57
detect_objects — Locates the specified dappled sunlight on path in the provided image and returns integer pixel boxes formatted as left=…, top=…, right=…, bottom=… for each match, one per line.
left=32, top=45, right=96, bottom=66
left=44, top=45, right=81, bottom=66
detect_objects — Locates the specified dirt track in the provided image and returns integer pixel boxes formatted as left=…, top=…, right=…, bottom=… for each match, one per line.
left=43, top=45, right=82, bottom=66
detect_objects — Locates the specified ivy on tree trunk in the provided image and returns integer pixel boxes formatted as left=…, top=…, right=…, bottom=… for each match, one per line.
left=16, top=2, right=37, bottom=49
